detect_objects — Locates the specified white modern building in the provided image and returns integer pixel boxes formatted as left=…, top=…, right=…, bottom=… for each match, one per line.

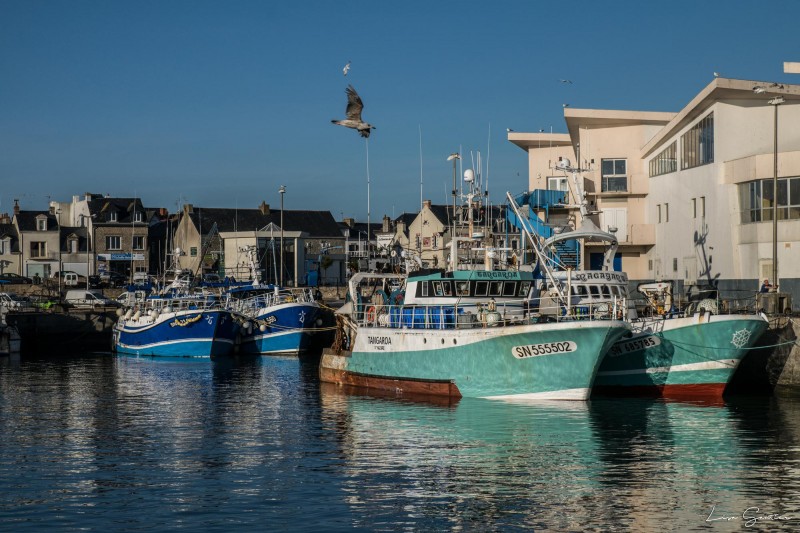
left=510, top=77, right=800, bottom=303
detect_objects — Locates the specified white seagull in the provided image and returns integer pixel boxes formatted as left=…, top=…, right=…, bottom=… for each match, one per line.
left=343, top=61, right=351, bottom=76
left=559, top=79, right=573, bottom=84
left=332, top=85, right=375, bottom=138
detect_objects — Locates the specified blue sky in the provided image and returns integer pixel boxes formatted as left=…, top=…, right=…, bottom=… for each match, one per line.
left=1, top=1, right=798, bottom=221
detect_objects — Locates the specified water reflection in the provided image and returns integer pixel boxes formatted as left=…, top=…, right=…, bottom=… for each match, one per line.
left=319, top=386, right=800, bottom=530
left=3, top=354, right=800, bottom=530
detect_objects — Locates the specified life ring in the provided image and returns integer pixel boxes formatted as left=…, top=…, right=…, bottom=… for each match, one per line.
left=366, top=305, right=377, bottom=322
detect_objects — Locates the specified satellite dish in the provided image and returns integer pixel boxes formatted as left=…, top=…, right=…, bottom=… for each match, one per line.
left=463, top=169, right=474, bottom=182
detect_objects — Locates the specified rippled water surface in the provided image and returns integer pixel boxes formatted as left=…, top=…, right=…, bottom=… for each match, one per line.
left=2, top=353, right=800, bottom=531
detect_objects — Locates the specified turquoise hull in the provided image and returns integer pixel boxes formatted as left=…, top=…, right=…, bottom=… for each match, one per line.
left=593, top=313, right=768, bottom=398
left=321, top=320, right=630, bottom=400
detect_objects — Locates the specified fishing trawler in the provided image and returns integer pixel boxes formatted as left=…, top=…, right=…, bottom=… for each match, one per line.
left=223, top=246, right=323, bottom=356
left=320, top=164, right=630, bottom=400
left=506, top=158, right=768, bottom=400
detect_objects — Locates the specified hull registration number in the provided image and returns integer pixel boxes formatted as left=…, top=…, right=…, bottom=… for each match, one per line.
left=512, top=341, right=577, bottom=359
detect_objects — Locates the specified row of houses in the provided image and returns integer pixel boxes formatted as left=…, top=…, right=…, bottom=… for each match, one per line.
left=0, top=192, right=485, bottom=287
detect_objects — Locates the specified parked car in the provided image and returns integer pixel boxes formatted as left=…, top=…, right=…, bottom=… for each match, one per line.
left=88, top=275, right=103, bottom=289
left=101, top=271, right=128, bottom=288
left=0, top=273, right=33, bottom=285
left=64, top=289, right=117, bottom=309
left=51, top=271, right=86, bottom=287
left=0, top=292, right=35, bottom=311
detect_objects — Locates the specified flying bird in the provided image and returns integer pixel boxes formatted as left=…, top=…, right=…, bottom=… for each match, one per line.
left=713, top=72, right=720, bottom=77
left=343, top=61, right=351, bottom=76
left=559, top=79, right=573, bottom=84
left=332, top=85, right=375, bottom=138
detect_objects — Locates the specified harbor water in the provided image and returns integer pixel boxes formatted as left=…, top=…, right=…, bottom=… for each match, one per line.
left=2, top=353, right=800, bottom=531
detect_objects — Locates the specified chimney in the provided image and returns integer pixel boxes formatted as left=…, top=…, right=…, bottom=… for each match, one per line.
left=0, top=213, right=10, bottom=224
left=382, top=215, right=390, bottom=233
left=49, top=205, right=56, bottom=215
left=183, top=204, right=193, bottom=215
left=423, top=200, right=432, bottom=209
left=343, top=217, right=355, bottom=228
left=259, top=201, right=270, bottom=215
left=13, top=199, right=20, bottom=216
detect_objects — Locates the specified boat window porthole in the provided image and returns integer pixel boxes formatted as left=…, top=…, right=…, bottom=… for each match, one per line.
left=423, top=338, right=427, bottom=344
left=441, top=338, right=445, bottom=344
left=453, top=339, right=457, bottom=345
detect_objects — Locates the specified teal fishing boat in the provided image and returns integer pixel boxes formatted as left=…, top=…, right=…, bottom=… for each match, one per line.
left=505, top=160, right=769, bottom=400
left=321, top=164, right=629, bottom=400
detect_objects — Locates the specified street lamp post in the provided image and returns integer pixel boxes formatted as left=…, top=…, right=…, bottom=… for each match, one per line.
left=279, top=185, right=286, bottom=287
left=80, top=213, right=96, bottom=290
left=768, top=96, right=784, bottom=290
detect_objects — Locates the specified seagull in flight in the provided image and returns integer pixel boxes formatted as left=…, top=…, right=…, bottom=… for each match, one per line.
left=343, top=61, right=351, bottom=76
left=559, top=79, right=573, bottom=84
left=332, top=85, right=375, bottom=138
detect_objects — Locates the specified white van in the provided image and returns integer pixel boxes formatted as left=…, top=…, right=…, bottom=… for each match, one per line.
left=65, top=290, right=115, bottom=308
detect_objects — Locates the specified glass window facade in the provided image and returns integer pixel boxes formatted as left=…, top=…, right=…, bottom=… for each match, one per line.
left=649, top=142, right=677, bottom=177
left=601, top=159, right=627, bottom=192
left=739, top=177, right=800, bottom=223
left=681, top=113, right=714, bottom=169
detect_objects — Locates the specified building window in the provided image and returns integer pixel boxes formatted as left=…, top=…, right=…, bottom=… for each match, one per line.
left=739, top=176, right=800, bottom=223
left=657, top=205, right=661, bottom=223
left=673, top=258, right=678, bottom=271
left=649, top=142, right=677, bottom=177
left=69, top=238, right=78, bottom=254
left=30, top=241, right=46, bottom=258
left=601, top=159, right=627, bottom=192
left=0, top=239, right=5, bottom=255
left=133, top=236, right=145, bottom=250
left=700, top=196, right=706, bottom=217
left=692, top=198, right=697, bottom=219
left=106, top=236, right=121, bottom=250
left=548, top=176, right=569, bottom=192
left=108, top=212, right=118, bottom=222
left=681, top=113, right=714, bottom=170
left=36, top=218, right=47, bottom=231
left=134, top=211, right=143, bottom=223
left=648, top=259, right=653, bottom=271
left=665, top=203, right=669, bottom=222
left=190, top=247, right=198, bottom=257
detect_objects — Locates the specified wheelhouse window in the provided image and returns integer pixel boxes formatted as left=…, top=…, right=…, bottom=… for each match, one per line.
left=681, top=113, right=714, bottom=169
left=455, top=281, right=470, bottom=296
left=601, top=159, right=627, bottom=192
left=518, top=281, right=531, bottom=297
left=474, top=281, right=489, bottom=297
left=489, top=281, right=503, bottom=296
left=502, top=282, right=517, bottom=297
left=106, top=236, right=121, bottom=250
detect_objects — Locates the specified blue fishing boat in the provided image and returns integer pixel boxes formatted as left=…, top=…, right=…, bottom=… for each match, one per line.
left=225, top=285, right=322, bottom=356
left=113, top=293, right=239, bottom=357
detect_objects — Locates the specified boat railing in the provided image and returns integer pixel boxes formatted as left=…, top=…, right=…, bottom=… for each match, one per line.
left=355, top=297, right=626, bottom=329
left=227, top=288, right=316, bottom=316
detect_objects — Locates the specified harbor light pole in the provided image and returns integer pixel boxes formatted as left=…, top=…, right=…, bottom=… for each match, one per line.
left=279, top=185, right=286, bottom=287
left=768, top=95, right=784, bottom=289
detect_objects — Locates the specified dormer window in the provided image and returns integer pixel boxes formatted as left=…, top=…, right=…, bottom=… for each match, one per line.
left=36, top=218, right=47, bottom=231
left=68, top=237, right=78, bottom=254
left=134, top=211, right=143, bottom=223
left=108, top=212, right=118, bottom=222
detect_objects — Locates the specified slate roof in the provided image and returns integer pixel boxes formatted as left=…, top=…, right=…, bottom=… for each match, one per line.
left=88, top=197, right=146, bottom=225
left=186, top=207, right=342, bottom=238
left=59, top=226, right=89, bottom=253
left=14, top=210, right=59, bottom=232
left=0, top=224, right=20, bottom=253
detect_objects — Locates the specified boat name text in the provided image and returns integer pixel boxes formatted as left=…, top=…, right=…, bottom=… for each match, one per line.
left=475, top=271, right=518, bottom=279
